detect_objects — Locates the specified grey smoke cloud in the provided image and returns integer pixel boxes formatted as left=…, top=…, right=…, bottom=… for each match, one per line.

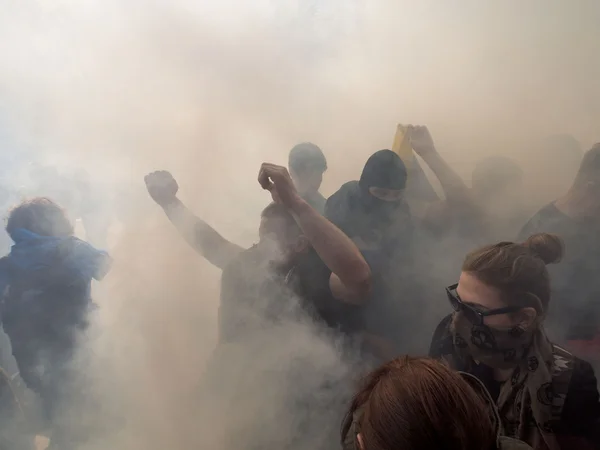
left=1, top=1, right=599, bottom=448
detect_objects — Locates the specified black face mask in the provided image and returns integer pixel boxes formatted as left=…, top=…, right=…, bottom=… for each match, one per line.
left=359, top=150, right=407, bottom=192
left=360, top=191, right=408, bottom=222
left=358, top=149, right=408, bottom=222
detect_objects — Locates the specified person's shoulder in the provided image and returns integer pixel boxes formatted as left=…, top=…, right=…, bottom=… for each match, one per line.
left=325, top=181, right=359, bottom=206
left=329, top=180, right=359, bottom=196
left=325, top=181, right=361, bottom=229
left=518, top=202, right=569, bottom=239
left=434, top=314, right=453, bottom=334
left=553, top=347, right=600, bottom=430
left=429, top=314, right=454, bottom=357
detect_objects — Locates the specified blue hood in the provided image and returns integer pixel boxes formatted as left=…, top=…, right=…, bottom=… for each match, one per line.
left=3, top=228, right=110, bottom=288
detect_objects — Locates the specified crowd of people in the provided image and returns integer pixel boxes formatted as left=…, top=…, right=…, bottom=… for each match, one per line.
left=1, top=126, right=600, bottom=450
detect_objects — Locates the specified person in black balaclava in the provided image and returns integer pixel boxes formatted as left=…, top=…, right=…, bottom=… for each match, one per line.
left=326, top=149, right=412, bottom=254
left=325, top=150, right=419, bottom=361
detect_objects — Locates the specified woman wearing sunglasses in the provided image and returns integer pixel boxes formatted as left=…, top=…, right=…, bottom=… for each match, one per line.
left=429, top=233, right=600, bottom=450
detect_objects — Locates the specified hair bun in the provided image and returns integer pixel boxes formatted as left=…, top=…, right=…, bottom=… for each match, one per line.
left=522, top=233, right=564, bottom=265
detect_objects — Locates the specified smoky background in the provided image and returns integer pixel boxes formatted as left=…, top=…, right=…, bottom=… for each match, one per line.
left=0, top=0, right=599, bottom=448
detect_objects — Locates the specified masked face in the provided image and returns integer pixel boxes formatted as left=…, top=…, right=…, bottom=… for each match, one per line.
left=452, top=312, right=536, bottom=369
left=451, top=273, right=540, bottom=369
left=360, top=186, right=405, bottom=216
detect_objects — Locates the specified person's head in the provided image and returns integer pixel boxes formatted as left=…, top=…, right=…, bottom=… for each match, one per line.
left=570, top=143, right=600, bottom=196
left=359, top=150, right=407, bottom=203
left=6, top=197, right=74, bottom=242
left=454, top=233, right=563, bottom=331
left=472, top=156, right=524, bottom=209
left=258, top=202, right=309, bottom=266
left=342, top=356, right=496, bottom=450
left=288, top=143, right=327, bottom=196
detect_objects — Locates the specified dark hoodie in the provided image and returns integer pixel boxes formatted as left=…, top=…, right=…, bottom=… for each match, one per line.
left=325, top=150, right=422, bottom=356
left=325, top=149, right=412, bottom=254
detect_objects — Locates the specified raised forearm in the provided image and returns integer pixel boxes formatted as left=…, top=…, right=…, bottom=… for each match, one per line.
left=289, top=198, right=371, bottom=295
left=162, top=198, right=243, bottom=269
left=419, top=151, right=470, bottom=204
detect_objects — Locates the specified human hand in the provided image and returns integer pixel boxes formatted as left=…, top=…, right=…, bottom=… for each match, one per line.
left=409, top=125, right=437, bottom=157
left=258, top=163, right=302, bottom=208
left=144, top=170, right=179, bottom=207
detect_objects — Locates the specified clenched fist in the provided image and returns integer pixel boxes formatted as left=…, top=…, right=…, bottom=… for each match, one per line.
left=409, top=125, right=436, bottom=157
left=258, top=163, right=302, bottom=208
left=144, top=170, right=179, bottom=207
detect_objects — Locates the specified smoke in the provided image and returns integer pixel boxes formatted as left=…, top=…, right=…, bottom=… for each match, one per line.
left=1, top=0, right=600, bottom=449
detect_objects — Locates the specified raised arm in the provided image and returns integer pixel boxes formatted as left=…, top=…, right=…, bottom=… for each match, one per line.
left=409, top=126, right=471, bottom=205
left=409, top=126, right=486, bottom=233
left=258, top=163, right=371, bottom=302
left=145, top=171, right=243, bottom=270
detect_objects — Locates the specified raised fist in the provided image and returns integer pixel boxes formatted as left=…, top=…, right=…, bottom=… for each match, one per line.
left=258, top=163, right=301, bottom=207
left=144, top=170, right=179, bottom=207
left=409, top=125, right=436, bottom=157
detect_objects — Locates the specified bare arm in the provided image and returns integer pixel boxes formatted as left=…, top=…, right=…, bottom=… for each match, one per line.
left=291, top=198, right=371, bottom=301
left=409, top=126, right=471, bottom=205
left=162, top=198, right=243, bottom=270
left=418, top=150, right=471, bottom=204
left=409, top=126, right=483, bottom=230
left=258, top=163, right=371, bottom=302
left=144, top=171, right=243, bottom=270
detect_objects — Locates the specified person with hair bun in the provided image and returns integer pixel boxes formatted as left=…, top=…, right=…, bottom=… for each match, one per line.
left=429, top=233, right=600, bottom=450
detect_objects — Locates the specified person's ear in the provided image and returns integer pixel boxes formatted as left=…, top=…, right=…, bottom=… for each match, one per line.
left=356, top=433, right=365, bottom=450
left=518, top=307, right=537, bottom=329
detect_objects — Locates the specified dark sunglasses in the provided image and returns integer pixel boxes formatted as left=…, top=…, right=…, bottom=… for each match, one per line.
left=445, top=283, right=523, bottom=325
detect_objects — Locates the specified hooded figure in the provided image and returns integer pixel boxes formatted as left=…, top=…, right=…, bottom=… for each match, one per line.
left=325, top=150, right=421, bottom=358
left=325, top=150, right=412, bottom=259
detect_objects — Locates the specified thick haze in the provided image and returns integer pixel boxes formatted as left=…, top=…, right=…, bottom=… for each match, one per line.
left=1, top=1, right=599, bottom=449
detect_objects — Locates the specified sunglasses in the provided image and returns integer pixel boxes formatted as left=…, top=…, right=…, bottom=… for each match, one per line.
left=445, top=283, right=523, bottom=326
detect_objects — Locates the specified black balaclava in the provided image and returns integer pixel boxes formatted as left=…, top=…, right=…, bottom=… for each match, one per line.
left=358, top=150, right=408, bottom=211
left=354, top=150, right=412, bottom=253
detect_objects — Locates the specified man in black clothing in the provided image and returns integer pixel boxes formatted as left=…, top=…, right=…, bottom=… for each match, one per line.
left=144, top=164, right=371, bottom=343
left=288, top=143, right=328, bottom=214
left=518, top=143, right=600, bottom=348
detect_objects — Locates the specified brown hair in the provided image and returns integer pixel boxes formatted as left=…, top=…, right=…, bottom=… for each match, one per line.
left=341, top=356, right=496, bottom=450
left=462, top=233, right=564, bottom=312
left=6, top=197, right=74, bottom=240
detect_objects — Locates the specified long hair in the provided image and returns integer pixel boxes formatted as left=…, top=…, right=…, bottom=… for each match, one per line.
left=341, top=356, right=496, bottom=450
